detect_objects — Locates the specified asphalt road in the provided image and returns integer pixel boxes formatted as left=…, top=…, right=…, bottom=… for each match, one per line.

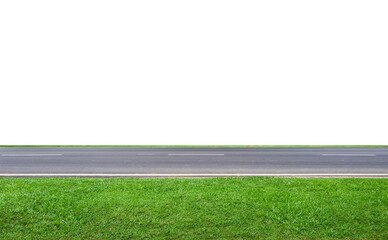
left=0, top=147, right=387, bottom=177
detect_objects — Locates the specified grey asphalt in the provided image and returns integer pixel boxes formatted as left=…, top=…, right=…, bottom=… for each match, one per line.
left=0, top=147, right=387, bottom=177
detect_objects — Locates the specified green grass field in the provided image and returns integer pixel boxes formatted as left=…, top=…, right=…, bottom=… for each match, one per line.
left=0, top=177, right=387, bottom=239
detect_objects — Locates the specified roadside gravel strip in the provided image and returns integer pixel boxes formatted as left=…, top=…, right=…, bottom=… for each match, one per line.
left=0, top=174, right=387, bottom=178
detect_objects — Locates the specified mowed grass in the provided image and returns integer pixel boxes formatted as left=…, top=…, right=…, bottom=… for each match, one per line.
left=0, top=178, right=387, bottom=239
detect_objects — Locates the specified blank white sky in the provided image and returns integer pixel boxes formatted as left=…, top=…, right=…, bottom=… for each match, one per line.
left=0, top=1, right=387, bottom=144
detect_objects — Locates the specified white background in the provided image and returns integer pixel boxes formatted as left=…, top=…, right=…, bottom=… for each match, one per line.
left=0, top=1, right=387, bottom=145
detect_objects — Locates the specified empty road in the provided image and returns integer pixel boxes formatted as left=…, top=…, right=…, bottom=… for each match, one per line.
left=0, top=147, right=387, bottom=177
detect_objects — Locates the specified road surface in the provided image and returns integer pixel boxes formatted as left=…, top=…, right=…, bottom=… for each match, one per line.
left=0, top=147, right=387, bottom=177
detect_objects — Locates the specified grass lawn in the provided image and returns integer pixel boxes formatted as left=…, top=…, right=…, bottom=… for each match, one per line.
left=0, top=177, right=387, bottom=239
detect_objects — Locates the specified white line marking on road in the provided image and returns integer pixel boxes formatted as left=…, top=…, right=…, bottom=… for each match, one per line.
left=137, top=154, right=155, bottom=156
left=168, top=154, right=225, bottom=156
left=322, top=154, right=376, bottom=156
left=0, top=173, right=387, bottom=177
left=1, top=154, right=63, bottom=157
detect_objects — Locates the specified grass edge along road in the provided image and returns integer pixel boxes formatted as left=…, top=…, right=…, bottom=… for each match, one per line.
left=0, top=177, right=387, bottom=239
left=1, top=145, right=388, bottom=148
